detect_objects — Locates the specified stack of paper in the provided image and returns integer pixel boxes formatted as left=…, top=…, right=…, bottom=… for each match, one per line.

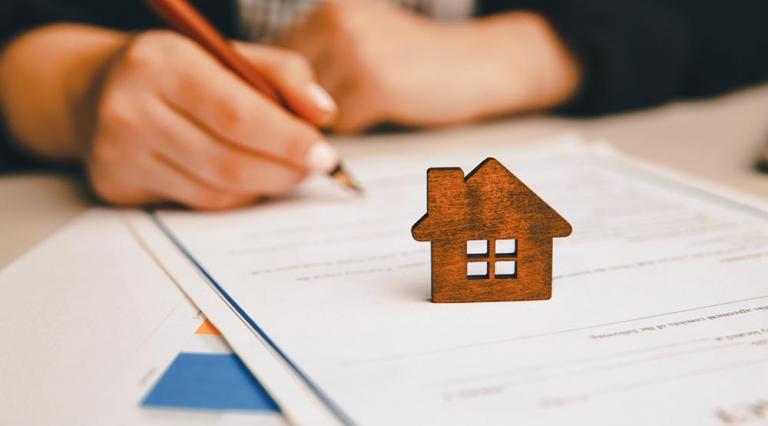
left=130, top=135, right=768, bottom=425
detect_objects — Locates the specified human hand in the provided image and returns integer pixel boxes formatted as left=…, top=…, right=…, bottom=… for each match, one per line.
left=279, top=0, right=580, bottom=133
left=80, top=30, right=339, bottom=209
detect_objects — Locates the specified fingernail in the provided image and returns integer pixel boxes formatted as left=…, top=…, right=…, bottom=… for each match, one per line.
left=305, top=141, right=340, bottom=173
left=306, top=83, right=337, bottom=113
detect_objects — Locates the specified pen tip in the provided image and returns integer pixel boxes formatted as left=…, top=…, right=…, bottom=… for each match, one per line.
left=329, top=164, right=364, bottom=194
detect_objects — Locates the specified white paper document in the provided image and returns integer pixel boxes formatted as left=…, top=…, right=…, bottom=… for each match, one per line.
left=0, top=210, right=284, bottom=426
left=149, top=137, right=768, bottom=425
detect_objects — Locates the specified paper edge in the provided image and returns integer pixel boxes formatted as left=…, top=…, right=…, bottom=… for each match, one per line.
left=589, top=141, right=768, bottom=213
left=124, top=211, right=341, bottom=426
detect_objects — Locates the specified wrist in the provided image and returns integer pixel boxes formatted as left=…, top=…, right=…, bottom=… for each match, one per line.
left=453, top=12, right=581, bottom=117
left=60, top=26, right=131, bottom=160
left=508, top=12, right=581, bottom=110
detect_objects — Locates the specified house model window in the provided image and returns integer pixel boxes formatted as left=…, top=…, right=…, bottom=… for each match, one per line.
left=466, top=239, right=517, bottom=279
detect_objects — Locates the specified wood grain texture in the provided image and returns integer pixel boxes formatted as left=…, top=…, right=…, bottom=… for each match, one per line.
left=412, top=158, right=572, bottom=303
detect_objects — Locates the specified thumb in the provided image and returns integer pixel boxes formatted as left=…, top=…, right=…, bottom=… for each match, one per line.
left=234, top=42, right=337, bottom=127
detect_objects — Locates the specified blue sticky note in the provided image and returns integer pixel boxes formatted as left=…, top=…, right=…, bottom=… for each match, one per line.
left=143, top=353, right=280, bottom=412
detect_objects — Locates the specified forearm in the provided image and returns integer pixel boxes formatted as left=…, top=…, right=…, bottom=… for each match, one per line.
left=0, top=24, right=128, bottom=161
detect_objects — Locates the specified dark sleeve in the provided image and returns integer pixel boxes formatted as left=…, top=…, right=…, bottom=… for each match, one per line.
left=0, top=0, right=237, bottom=174
left=0, top=0, right=237, bottom=43
left=479, top=0, right=768, bottom=115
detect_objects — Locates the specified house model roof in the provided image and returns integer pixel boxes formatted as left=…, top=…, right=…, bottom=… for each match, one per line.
left=412, top=158, right=572, bottom=241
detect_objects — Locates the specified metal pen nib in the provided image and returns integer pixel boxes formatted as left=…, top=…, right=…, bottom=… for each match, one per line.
left=328, top=163, right=364, bottom=194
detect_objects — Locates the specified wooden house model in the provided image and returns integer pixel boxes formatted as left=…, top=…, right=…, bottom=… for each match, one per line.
left=411, top=158, right=572, bottom=303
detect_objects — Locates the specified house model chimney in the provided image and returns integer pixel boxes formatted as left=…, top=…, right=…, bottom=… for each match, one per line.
left=426, top=168, right=465, bottom=216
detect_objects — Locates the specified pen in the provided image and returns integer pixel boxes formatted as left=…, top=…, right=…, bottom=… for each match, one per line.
left=144, top=0, right=363, bottom=193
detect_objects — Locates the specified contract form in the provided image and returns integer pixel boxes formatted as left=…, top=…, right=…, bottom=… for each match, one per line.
left=143, top=136, right=768, bottom=425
